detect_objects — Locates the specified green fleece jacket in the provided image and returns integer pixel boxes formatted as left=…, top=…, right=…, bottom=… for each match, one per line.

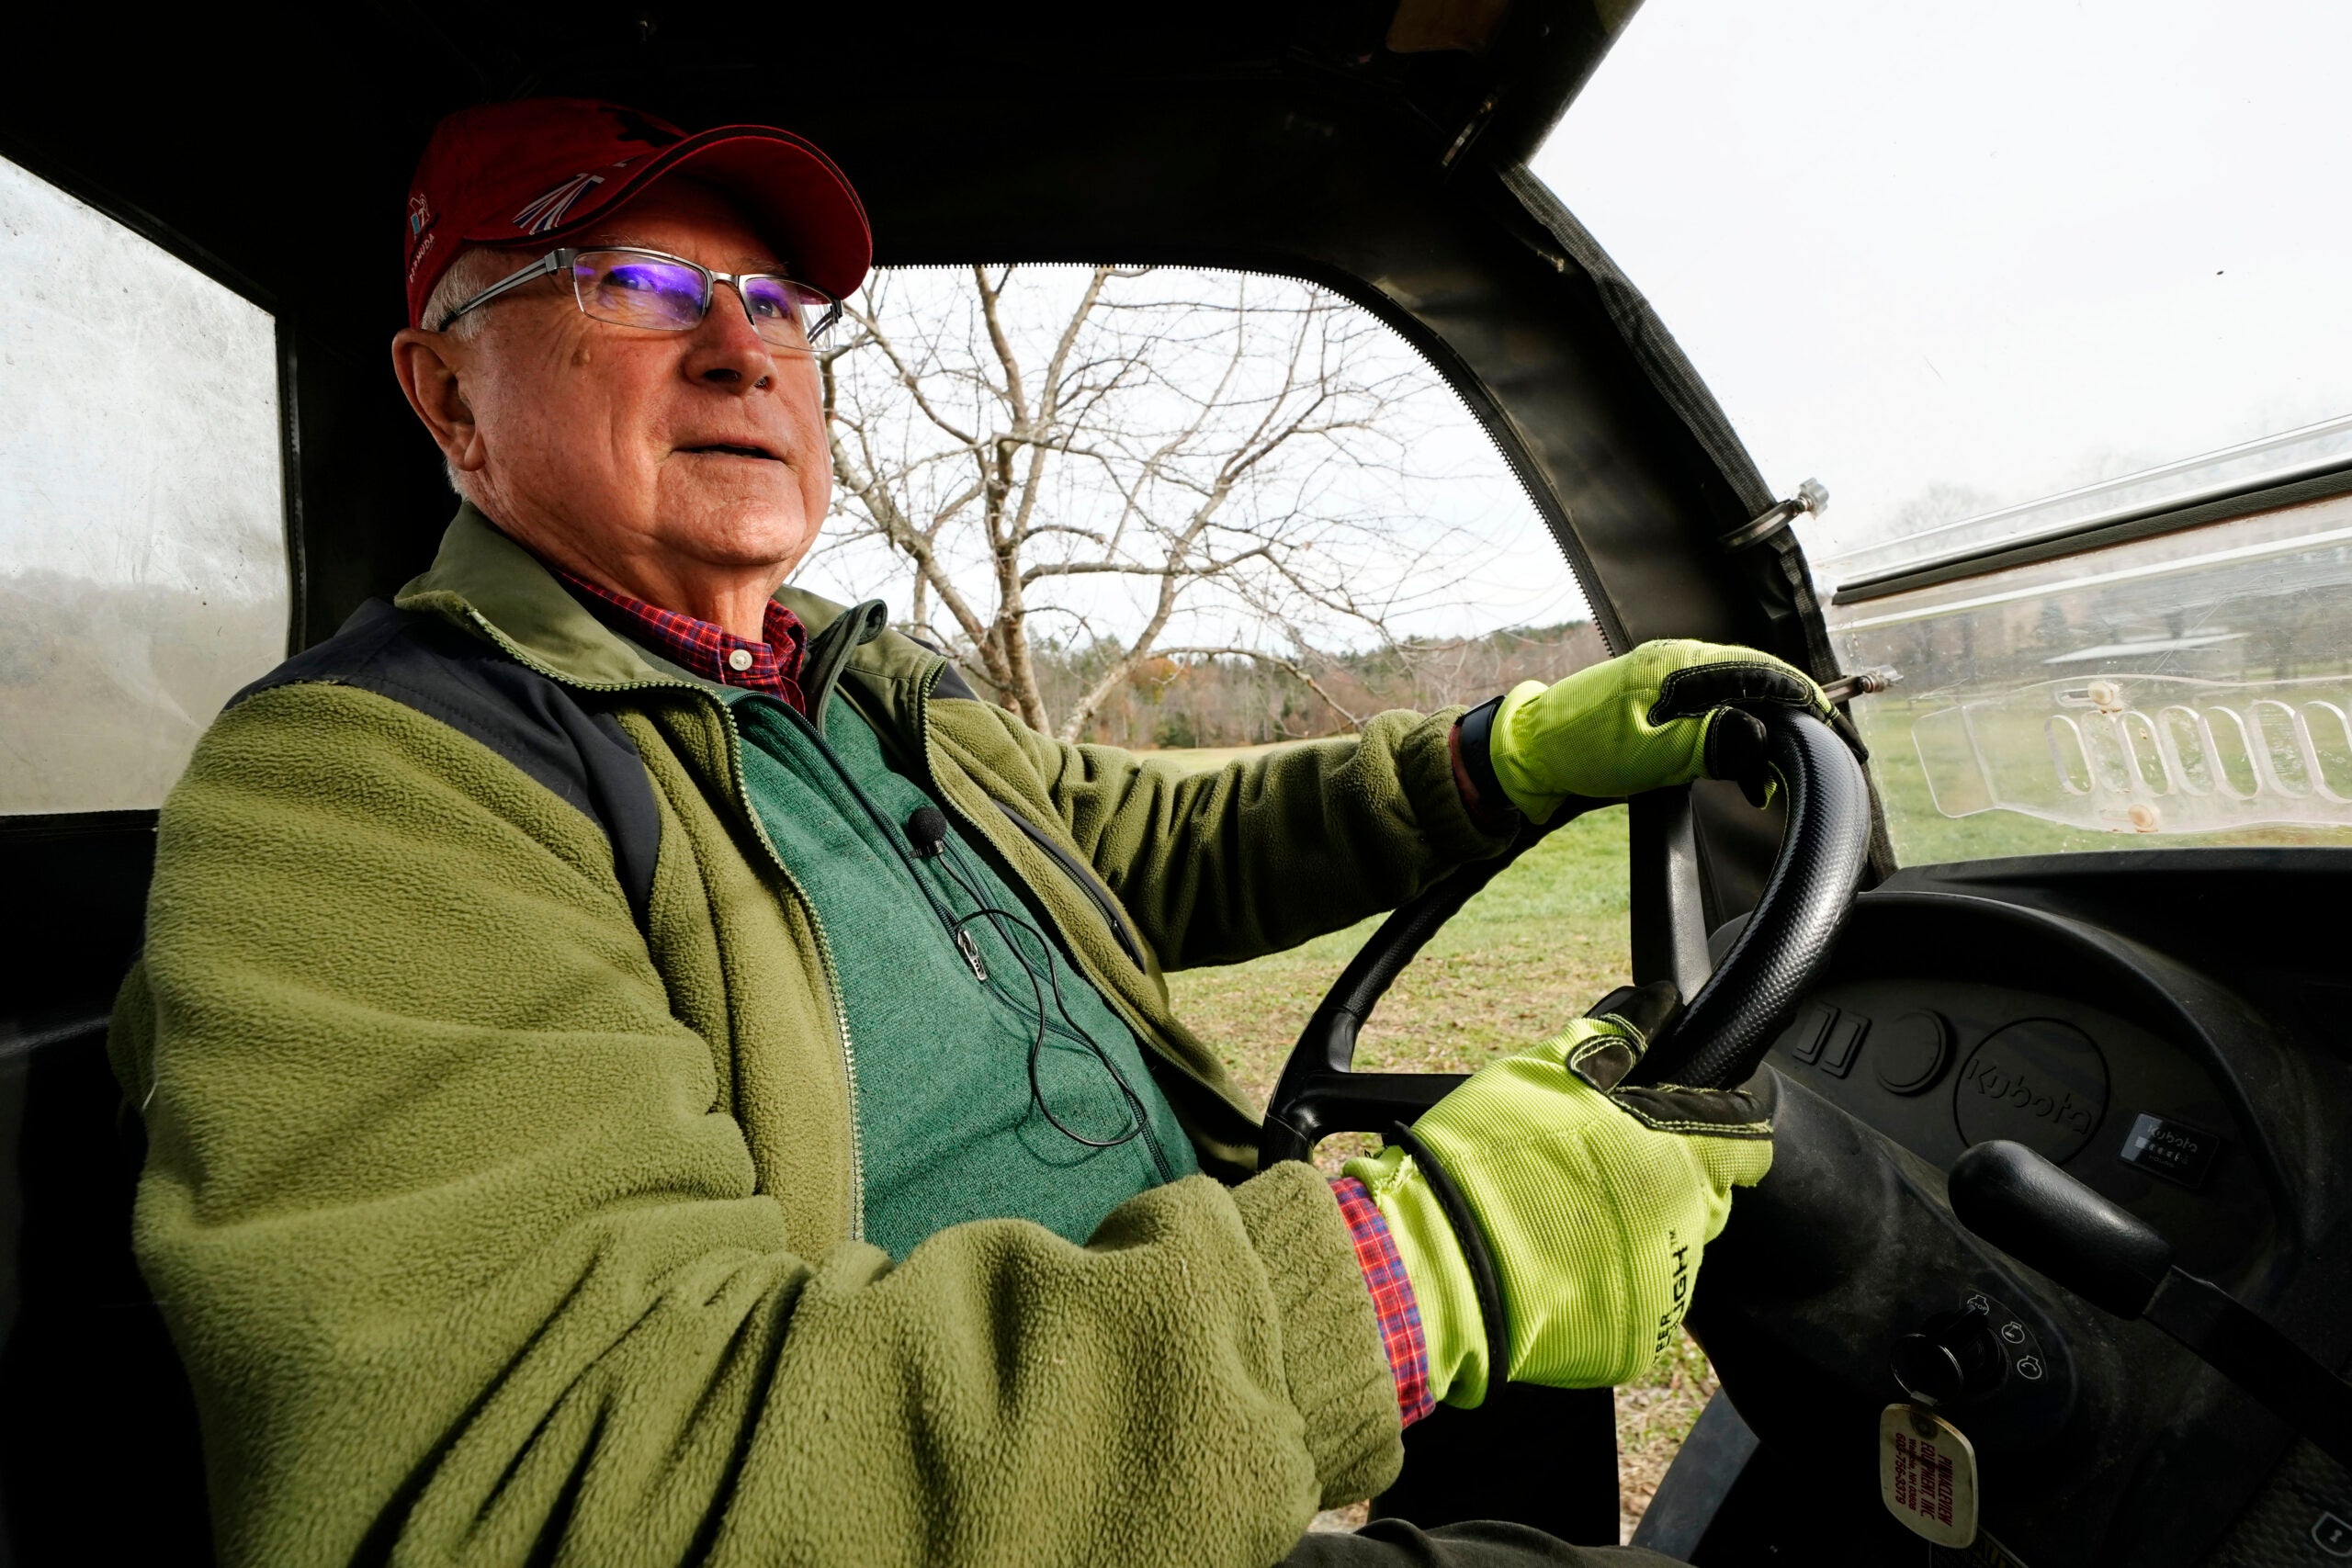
left=109, top=505, right=1509, bottom=1568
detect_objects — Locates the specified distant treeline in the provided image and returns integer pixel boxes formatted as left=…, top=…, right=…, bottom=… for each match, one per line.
left=1019, top=620, right=1609, bottom=750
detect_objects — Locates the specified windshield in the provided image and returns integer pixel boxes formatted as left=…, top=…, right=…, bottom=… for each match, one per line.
left=1535, top=0, right=2352, bottom=579
left=1535, top=0, right=2352, bottom=859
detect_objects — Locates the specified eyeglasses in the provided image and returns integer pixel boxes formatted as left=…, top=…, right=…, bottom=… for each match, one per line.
left=435, top=245, right=842, bottom=354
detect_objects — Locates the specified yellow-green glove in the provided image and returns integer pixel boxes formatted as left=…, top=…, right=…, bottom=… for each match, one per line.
left=1343, top=986, right=1773, bottom=1407
left=1482, top=640, right=1829, bottom=822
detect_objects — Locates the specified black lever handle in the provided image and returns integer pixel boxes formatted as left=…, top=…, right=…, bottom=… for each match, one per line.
left=1947, top=1139, right=2174, bottom=1316
left=1951, top=1140, right=2352, bottom=1473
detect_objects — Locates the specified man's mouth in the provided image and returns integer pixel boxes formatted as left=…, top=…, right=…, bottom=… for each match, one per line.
left=680, top=442, right=783, bottom=462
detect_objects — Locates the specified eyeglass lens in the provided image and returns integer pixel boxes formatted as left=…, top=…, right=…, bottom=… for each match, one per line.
left=567, top=250, right=831, bottom=352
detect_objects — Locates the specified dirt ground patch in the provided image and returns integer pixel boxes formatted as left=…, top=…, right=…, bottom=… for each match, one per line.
left=1612, top=1331, right=1720, bottom=1541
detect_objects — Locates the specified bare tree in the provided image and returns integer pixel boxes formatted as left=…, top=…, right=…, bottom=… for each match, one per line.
left=817, top=265, right=1492, bottom=742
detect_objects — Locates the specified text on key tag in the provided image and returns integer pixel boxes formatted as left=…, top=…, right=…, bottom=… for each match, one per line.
left=1880, top=1403, right=1980, bottom=1547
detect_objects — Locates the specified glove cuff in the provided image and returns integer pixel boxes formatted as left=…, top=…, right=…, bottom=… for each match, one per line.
left=1390, top=1121, right=1510, bottom=1409
left=1453, top=695, right=1510, bottom=819
left=1487, top=680, right=1563, bottom=822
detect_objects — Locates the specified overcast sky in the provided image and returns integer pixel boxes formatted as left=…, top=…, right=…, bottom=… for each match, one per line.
left=1532, top=0, right=2352, bottom=582
left=20, top=0, right=2346, bottom=652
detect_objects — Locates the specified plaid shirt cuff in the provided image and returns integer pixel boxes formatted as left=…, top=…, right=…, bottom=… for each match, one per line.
left=1331, top=1175, right=1435, bottom=1427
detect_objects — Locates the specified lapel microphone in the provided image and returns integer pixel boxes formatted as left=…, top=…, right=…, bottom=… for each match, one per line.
left=904, top=807, right=950, bottom=859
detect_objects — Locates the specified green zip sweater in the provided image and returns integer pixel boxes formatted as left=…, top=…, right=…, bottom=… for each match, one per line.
left=730, top=692, right=1196, bottom=1259
left=108, top=504, right=1510, bottom=1568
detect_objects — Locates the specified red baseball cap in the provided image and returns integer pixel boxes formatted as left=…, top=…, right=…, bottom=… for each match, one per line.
left=402, top=97, right=871, bottom=328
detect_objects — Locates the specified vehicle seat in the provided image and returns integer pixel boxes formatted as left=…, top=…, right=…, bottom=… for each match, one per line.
left=0, top=820, right=210, bottom=1562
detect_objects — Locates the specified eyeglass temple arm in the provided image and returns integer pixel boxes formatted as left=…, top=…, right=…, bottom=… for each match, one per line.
left=434, top=251, right=569, bottom=333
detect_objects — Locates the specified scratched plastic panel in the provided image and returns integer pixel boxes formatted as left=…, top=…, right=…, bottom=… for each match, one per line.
left=1826, top=495, right=2352, bottom=864
left=0, top=156, right=287, bottom=812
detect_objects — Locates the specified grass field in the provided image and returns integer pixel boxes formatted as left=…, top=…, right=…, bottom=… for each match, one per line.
left=1150, top=747, right=1717, bottom=1540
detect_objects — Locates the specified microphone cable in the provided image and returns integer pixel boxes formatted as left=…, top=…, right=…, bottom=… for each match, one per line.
left=906, top=806, right=1177, bottom=1179
left=759, top=700, right=1174, bottom=1178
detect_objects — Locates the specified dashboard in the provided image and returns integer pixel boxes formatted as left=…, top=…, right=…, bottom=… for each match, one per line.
left=1681, top=854, right=2352, bottom=1567
left=1766, top=975, right=2272, bottom=1290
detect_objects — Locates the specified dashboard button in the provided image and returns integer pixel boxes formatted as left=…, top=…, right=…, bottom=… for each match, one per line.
left=2118, top=1112, right=2222, bottom=1190
left=1874, top=1010, right=1951, bottom=1096
left=1784, top=1002, right=1836, bottom=1065
left=1819, top=1015, right=1868, bottom=1078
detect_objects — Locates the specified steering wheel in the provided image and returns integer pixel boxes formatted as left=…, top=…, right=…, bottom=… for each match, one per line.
left=1261, top=706, right=1872, bottom=1164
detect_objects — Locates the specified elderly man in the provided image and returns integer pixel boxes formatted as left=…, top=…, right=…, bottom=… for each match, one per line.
left=112, top=98, right=1821, bottom=1567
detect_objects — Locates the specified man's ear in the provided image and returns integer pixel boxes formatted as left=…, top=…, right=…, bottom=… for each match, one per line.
left=390, top=328, right=486, bottom=475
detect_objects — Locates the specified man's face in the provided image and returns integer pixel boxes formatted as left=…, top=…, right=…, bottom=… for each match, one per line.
left=434, top=181, right=831, bottom=585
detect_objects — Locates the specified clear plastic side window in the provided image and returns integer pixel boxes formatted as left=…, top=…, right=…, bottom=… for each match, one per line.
left=1831, top=499, right=2352, bottom=862
left=0, top=157, right=288, bottom=813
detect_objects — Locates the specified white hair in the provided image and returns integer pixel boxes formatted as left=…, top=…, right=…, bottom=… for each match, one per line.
left=421, top=245, right=519, bottom=342
left=419, top=247, right=530, bottom=498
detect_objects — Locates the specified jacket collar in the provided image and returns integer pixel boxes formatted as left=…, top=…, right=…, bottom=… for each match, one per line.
left=394, top=504, right=943, bottom=730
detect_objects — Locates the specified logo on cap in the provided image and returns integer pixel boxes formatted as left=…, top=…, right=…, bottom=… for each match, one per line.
left=513, top=173, right=607, bottom=236
left=408, top=192, right=433, bottom=239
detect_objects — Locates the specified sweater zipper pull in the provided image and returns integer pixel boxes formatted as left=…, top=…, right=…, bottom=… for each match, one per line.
left=955, top=927, right=989, bottom=983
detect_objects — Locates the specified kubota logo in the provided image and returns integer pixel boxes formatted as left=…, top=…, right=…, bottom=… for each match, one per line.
left=1962, top=1056, right=2096, bottom=1135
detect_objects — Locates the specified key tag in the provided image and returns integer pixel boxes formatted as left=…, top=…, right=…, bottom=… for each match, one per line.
left=1880, top=1403, right=1979, bottom=1547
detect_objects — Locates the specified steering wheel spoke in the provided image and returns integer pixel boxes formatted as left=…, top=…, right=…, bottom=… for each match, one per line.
left=1261, top=1071, right=1466, bottom=1166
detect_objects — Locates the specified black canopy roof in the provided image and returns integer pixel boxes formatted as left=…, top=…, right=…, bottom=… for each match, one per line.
left=6, top=0, right=1821, bottom=729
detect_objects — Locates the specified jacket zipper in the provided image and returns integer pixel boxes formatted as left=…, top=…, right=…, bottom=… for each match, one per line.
left=772, top=693, right=1177, bottom=1179
left=888, top=658, right=1142, bottom=971
left=461, top=612, right=870, bottom=1242
left=988, top=803, right=1147, bottom=971
left=716, top=717, right=868, bottom=1242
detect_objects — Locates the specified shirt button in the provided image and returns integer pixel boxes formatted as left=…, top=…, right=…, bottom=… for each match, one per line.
left=728, top=649, right=754, bottom=672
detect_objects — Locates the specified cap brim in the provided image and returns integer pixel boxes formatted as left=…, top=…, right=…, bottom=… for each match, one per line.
left=484, top=124, right=872, bottom=300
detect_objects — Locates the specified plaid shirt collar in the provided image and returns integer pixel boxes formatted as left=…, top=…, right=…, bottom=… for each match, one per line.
left=552, top=566, right=809, bottom=712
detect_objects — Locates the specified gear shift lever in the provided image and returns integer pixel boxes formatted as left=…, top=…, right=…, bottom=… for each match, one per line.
left=1948, top=1139, right=2352, bottom=1473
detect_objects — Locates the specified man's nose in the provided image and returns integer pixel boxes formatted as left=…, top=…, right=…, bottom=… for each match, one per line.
left=681, top=282, right=781, bottom=390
